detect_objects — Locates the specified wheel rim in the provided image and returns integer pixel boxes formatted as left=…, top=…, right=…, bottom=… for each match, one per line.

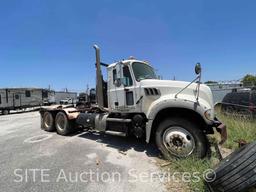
left=162, top=126, right=195, bottom=157
left=3, top=110, right=9, bottom=115
left=56, top=114, right=66, bottom=130
left=44, top=113, right=52, bottom=128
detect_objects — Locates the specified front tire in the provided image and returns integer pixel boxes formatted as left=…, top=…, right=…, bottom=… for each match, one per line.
left=55, top=112, right=73, bottom=135
left=155, top=117, right=207, bottom=159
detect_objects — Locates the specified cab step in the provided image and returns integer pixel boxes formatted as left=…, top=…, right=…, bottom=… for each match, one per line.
left=105, top=130, right=127, bottom=137
left=106, top=118, right=132, bottom=123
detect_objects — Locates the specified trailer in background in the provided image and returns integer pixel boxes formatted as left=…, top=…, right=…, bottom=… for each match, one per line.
left=0, top=88, right=55, bottom=115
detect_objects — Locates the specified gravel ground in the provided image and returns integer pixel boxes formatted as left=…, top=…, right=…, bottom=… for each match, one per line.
left=0, top=112, right=168, bottom=192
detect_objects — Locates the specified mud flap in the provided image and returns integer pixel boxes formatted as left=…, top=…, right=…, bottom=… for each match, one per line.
left=213, top=117, right=227, bottom=145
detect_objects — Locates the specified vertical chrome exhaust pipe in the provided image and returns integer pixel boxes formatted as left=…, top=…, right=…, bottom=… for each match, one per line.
left=93, top=44, right=104, bottom=108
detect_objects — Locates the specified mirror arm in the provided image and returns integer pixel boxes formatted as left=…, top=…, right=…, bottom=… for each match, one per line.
left=175, top=63, right=202, bottom=101
left=175, top=75, right=200, bottom=99
left=196, top=72, right=202, bottom=102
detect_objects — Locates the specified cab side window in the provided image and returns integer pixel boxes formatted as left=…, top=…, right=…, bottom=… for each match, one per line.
left=113, top=69, right=117, bottom=84
left=123, top=66, right=133, bottom=86
left=25, top=90, right=31, bottom=97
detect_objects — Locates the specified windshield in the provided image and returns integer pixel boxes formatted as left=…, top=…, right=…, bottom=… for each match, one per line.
left=132, top=62, right=157, bottom=81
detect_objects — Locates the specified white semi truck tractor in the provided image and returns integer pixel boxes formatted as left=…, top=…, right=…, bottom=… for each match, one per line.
left=40, top=45, right=227, bottom=159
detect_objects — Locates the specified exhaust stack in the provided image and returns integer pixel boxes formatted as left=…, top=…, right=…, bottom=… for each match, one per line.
left=93, top=44, right=104, bottom=108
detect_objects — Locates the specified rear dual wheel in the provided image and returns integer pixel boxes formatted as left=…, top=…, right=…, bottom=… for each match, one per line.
left=42, top=112, right=55, bottom=132
left=42, top=111, right=74, bottom=135
left=55, top=112, right=73, bottom=135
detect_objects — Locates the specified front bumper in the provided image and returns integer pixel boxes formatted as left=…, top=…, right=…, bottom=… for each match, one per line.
left=212, top=117, right=227, bottom=145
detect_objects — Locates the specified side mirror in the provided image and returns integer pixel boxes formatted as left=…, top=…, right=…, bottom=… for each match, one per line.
left=195, top=63, right=201, bottom=75
left=114, top=78, right=122, bottom=87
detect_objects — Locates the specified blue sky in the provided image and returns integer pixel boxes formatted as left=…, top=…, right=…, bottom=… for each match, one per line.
left=0, top=0, right=255, bottom=92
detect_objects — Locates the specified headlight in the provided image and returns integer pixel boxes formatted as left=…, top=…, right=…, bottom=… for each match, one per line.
left=204, top=109, right=213, bottom=121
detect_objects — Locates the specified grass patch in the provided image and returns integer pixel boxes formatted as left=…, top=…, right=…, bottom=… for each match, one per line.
left=167, top=110, right=256, bottom=191
left=168, top=156, right=212, bottom=191
left=216, top=110, right=256, bottom=150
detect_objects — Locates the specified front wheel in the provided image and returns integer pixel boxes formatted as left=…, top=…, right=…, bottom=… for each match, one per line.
left=155, top=117, right=208, bottom=159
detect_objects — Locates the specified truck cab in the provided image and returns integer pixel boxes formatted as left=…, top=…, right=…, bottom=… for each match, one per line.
left=107, top=60, right=156, bottom=113
left=107, top=59, right=214, bottom=118
left=40, top=45, right=227, bottom=159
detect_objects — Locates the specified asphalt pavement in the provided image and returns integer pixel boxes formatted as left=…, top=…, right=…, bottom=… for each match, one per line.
left=0, top=112, right=167, bottom=192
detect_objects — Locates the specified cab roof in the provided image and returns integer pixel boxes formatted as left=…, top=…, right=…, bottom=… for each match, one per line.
left=107, top=59, right=151, bottom=69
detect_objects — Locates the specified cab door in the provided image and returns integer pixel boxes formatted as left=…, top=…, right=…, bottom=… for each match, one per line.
left=13, top=93, right=21, bottom=107
left=108, top=63, right=136, bottom=112
left=122, top=65, right=136, bottom=109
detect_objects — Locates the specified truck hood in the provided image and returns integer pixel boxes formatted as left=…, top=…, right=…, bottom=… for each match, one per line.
left=140, top=79, right=198, bottom=89
left=140, top=79, right=214, bottom=109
